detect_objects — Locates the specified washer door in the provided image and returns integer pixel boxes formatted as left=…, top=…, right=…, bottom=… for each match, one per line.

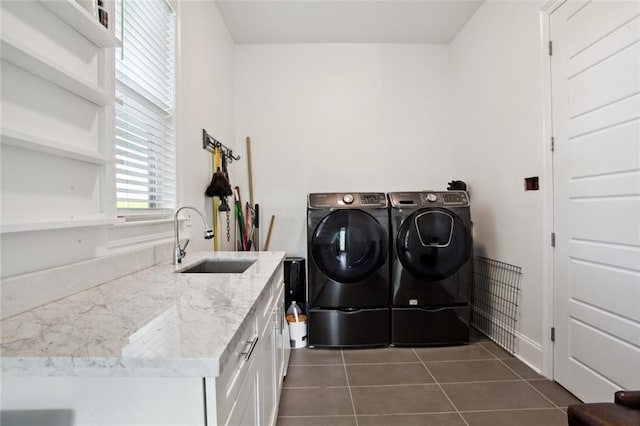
left=312, top=210, right=388, bottom=283
left=396, top=208, right=471, bottom=280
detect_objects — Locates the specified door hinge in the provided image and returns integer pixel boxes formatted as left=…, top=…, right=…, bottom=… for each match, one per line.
left=551, top=327, right=556, bottom=342
left=551, top=136, right=555, bottom=152
left=548, top=41, right=553, bottom=56
left=551, top=233, right=556, bottom=247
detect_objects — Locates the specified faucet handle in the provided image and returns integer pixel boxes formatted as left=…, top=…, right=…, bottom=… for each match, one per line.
left=180, top=239, right=190, bottom=259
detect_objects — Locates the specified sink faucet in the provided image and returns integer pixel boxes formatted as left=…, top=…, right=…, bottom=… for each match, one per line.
left=174, top=206, right=214, bottom=264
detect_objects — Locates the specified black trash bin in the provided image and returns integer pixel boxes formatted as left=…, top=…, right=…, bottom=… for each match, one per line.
left=284, top=257, right=306, bottom=313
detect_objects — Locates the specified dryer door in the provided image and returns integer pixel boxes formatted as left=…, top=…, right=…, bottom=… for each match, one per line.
left=396, top=208, right=471, bottom=281
left=311, top=210, right=388, bottom=284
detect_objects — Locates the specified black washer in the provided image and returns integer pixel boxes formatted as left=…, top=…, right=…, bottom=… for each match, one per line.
left=396, top=207, right=471, bottom=281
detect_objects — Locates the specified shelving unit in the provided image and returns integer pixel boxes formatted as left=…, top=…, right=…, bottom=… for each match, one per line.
left=39, top=0, right=121, bottom=48
left=0, top=127, right=110, bottom=165
left=0, top=0, right=119, bottom=236
left=1, top=216, right=114, bottom=234
left=0, top=34, right=118, bottom=106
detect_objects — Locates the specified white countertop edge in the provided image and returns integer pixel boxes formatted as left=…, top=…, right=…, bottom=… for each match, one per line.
left=1, top=356, right=220, bottom=378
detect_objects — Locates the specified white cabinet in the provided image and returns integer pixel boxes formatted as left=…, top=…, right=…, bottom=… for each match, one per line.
left=210, top=264, right=287, bottom=426
left=1, top=376, right=206, bottom=425
left=260, top=282, right=282, bottom=426
left=224, top=354, right=260, bottom=426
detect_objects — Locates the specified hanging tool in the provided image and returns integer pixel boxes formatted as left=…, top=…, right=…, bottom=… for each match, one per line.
left=245, top=202, right=250, bottom=249
left=246, top=137, right=255, bottom=206
left=204, top=148, right=233, bottom=249
left=213, top=146, right=220, bottom=251
left=246, top=137, right=261, bottom=248
left=263, top=215, right=275, bottom=251
left=234, top=195, right=241, bottom=250
left=253, top=204, right=260, bottom=251
left=220, top=153, right=231, bottom=243
left=235, top=186, right=245, bottom=251
left=245, top=202, right=259, bottom=251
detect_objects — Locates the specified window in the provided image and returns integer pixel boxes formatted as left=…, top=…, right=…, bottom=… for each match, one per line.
left=115, top=0, right=176, bottom=213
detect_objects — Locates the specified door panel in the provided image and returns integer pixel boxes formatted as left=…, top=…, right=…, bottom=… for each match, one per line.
left=568, top=43, right=640, bottom=117
left=569, top=198, right=640, bottom=245
left=569, top=240, right=640, bottom=271
left=568, top=16, right=640, bottom=77
left=551, top=0, right=640, bottom=402
left=570, top=319, right=640, bottom=389
left=569, top=93, right=640, bottom=136
left=569, top=259, right=640, bottom=321
left=567, top=1, right=640, bottom=56
left=569, top=122, right=639, bottom=178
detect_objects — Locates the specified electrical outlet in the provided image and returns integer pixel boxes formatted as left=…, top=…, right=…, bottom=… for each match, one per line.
left=524, top=177, right=539, bottom=191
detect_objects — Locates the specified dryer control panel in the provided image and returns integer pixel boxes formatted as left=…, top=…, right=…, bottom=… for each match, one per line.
left=388, top=191, right=469, bottom=208
left=308, top=192, right=387, bottom=209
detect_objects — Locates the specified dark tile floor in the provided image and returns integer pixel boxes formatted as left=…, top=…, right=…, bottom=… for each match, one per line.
left=277, top=333, right=581, bottom=426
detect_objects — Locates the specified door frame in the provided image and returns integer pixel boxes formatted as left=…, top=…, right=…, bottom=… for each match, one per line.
left=539, top=0, right=565, bottom=380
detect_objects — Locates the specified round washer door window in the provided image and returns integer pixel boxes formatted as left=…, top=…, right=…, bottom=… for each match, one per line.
left=312, top=210, right=388, bottom=283
left=396, top=208, right=471, bottom=280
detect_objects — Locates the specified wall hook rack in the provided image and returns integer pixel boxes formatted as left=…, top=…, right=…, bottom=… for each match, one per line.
left=202, top=129, right=240, bottom=163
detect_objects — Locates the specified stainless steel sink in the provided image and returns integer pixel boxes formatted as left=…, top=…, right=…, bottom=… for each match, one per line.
left=179, top=259, right=256, bottom=274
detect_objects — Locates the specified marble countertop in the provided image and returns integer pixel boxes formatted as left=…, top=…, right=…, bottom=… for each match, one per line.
left=0, top=251, right=286, bottom=378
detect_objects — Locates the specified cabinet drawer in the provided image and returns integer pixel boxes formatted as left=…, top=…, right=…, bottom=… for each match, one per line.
left=257, top=265, right=284, bottom=334
left=215, top=314, right=259, bottom=424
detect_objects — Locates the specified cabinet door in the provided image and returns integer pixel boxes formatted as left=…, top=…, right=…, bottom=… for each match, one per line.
left=2, top=376, right=205, bottom=426
left=260, top=306, right=277, bottom=426
left=224, top=359, right=259, bottom=426
left=274, top=282, right=287, bottom=384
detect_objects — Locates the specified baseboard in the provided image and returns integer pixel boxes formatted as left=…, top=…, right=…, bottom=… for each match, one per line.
left=515, top=331, right=546, bottom=377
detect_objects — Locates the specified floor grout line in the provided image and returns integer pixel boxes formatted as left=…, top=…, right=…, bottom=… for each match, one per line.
left=459, top=407, right=568, bottom=413
left=478, top=342, right=579, bottom=411
left=419, top=357, right=499, bottom=363
left=490, top=349, right=568, bottom=411
left=283, top=379, right=548, bottom=390
left=282, top=385, right=350, bottom=389
left=278, top=406, right=565, bottom=418
left=341, top=349, right=359, bottom=426
left=278, top=414, right=359, bottom=417
left=413, top=347, right=471, bottom=426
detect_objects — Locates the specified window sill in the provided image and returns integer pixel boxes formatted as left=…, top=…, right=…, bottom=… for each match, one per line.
left=112, top=217, right=176, bottom=228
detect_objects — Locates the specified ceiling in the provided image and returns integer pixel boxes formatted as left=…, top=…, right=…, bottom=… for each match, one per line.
left=215, top=0, right=485, bottom=44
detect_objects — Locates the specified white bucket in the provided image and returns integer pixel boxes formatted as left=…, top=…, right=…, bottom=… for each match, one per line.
left=288, top=320, right=307, bottom=349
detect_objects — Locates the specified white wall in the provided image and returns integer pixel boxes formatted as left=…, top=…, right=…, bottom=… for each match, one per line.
left=450, top=0, right=547, bottom=370
left=234, top=44, right=454, bottom=256
left=176, top=0, right=236, bottom=251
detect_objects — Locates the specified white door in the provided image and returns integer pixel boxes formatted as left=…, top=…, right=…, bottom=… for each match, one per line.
left=550, top=0, right=640, bottom=402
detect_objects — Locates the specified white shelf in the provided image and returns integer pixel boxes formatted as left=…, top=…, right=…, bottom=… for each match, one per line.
left=0, top=127, right=109, bottom=165
left=1, top=216, right=114, bottom=234
left=39, top=0, right=121, bottom=48
left=0, top=34, right=118, bottom=106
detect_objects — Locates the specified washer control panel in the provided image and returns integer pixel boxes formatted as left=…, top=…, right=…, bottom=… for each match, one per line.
left=308, top=192, right=387, bottom=208
left=389, top=191, right=469, bottom=208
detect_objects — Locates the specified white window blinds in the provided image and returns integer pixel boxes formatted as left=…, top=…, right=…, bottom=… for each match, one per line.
left=115, top=0, right=176, bottom=212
